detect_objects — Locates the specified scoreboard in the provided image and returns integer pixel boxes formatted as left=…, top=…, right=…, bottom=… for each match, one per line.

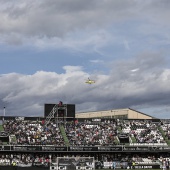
left=44, top=102, right=75, bottom=118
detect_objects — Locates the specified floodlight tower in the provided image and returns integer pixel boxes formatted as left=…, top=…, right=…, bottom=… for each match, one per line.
left=3, top=107, right=5, bottom=117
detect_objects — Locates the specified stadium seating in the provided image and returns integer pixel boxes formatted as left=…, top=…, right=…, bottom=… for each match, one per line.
left=1, top=118, right=170, bottom=169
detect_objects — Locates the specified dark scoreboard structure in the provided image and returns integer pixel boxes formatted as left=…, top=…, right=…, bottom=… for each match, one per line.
left=44, top=101, right=75, bottom=118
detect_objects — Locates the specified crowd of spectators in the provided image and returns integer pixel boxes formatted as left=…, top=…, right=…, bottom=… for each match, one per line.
left=120, top=120, right=167, bottom=145
left=161, top=120, right=170, bottom=140
left=65, top=120, right=118, bottom=146
left=1, top=118, right=170, bottom=147
left=0, top=118, right=170, bottom=170
left=0, top=153, right=51, bottom=166
left=0, top=153, right=168, bottom=168
left=3, top=120, right=64, bottom=146
left=64, top=119, right=169, bottom=146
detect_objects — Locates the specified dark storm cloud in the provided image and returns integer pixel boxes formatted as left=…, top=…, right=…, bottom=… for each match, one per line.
left=78, top=52, right=170, bottom=112
left=0, top=0, right=170, bottom=39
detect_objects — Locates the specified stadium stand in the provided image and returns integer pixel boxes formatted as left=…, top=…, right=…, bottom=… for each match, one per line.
left=0, top=103, right=170, bottom=169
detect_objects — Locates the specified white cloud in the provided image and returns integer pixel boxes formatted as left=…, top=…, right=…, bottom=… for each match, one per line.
left=90, top=60, right=103, bottom=63
left=131, top=68, right=139, bottom=72
left=0, top=55, right=170, bottom=118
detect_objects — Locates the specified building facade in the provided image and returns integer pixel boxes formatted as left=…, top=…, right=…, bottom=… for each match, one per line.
left=76, top=108, right=154, bottom=119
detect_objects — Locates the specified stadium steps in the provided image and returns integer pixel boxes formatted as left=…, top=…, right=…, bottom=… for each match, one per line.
left=115, top=136, right=120, bottom=145
left=131, top=136, right=137, bottom=143
left=0, top=125, right=4, bottom=145
left=0, top=125, right=4, bottom=131
left=158, top=126, right=170, bottom=146
left=59, top=125, right=70, bottom=146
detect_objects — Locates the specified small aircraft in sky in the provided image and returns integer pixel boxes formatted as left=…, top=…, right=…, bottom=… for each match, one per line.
left=85, top=78, right=95, bottom=84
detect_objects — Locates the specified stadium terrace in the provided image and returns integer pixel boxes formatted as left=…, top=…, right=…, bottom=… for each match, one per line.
left=0, top=102, right=170, bottom=170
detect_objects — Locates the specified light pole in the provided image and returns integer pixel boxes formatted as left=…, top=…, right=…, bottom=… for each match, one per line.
left=3, top=107, right=5, bottom=117
left=3, top=107, right=6, bottom=122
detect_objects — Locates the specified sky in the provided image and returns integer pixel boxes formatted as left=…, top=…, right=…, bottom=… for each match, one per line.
left=0, top=0, right=170, bottom=119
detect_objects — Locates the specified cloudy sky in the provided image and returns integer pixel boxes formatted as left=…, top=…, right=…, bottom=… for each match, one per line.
left=0, top=0, right=170, bottom=118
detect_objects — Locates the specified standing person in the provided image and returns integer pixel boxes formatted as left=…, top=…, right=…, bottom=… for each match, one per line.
left=162, top=158, right=166, bottom=170
left=132, top=161, right=135, bottom=169
left=166, top=159, right=170, bottom=170
left=112, top=161, right=116, bottom=170
left=128, top=160, right=132, bottom=169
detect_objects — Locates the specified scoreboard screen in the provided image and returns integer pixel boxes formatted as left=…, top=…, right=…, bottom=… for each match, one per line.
left=44, top=103, right=75, bottom=118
